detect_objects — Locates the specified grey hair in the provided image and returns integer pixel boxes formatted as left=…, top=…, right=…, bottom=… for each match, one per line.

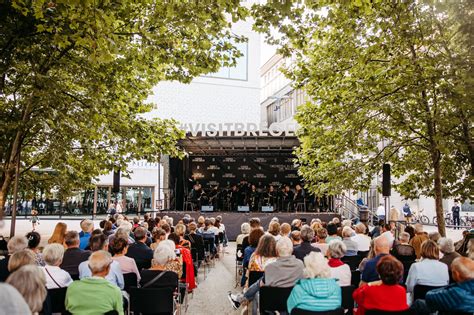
left=300, top=225, right=315, bottom=242
left=276, top=236, right=293, bottom=257
left=88, top=250, right=112, bottom=274
left=153, top=242, right=176, bottom=265
left=241, top=222, right=251, bottom=234
left=304, top=252, right=331, bottom=279
left=43, top=243, right=65, bottom=266
left=429, top=231, right=441, bottom=243
left=7, top=236, right=28, bottom=254
left=354, top=223, right=367, bottom=234
left=438, top=237, right=455, bottom=254
left=341, top=219, right=352, bottom=228
left=115, top=227, right=131, bottom=239
left=328, top=240, right=347, bottom=259
left=80, top=219, right=94, bottom=233
left=414, top=223, right=424, bottom=234
left=342, top=226, right=353, bottom=238
left=6, top=265, right=47, bottom=313
left=399, top=232, right=411, bottom=243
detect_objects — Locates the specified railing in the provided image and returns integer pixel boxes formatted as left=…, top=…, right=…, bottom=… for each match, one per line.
left=335, top=194, right=380, bottom=225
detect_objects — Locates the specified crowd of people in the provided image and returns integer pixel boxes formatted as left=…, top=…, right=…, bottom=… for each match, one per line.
left=229, top=217, right=474, bottom=315
left=0, top=213, right=228, bottom=315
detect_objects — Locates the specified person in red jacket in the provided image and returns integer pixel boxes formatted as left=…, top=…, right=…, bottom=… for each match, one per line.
left=353, top=255, right=408, bottom=315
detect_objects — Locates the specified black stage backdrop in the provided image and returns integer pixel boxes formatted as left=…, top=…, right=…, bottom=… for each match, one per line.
left=190, top=155, right=301, bottom=188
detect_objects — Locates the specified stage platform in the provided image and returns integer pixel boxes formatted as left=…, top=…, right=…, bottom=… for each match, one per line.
left=161, top=211, right=340, bottom=240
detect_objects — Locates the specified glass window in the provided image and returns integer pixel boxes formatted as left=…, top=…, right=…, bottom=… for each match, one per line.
left=96, top=187, right=110, bottom=214
left=203, top=42, right=248, bottom=81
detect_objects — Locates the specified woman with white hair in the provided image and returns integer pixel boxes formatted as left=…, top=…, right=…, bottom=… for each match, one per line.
left=236, top=223, right=251, bottom=246
left=139, top=242, right=179, bottom=289
left=287, top=252, right=342, bottom=313
left=342, top=226, right=358, bottom=256
left=0, top=235, right=28, bottom=282
left=327, top=240, right=351, bottom=286
left=352, top=223, right=371, bottom=252
left=6, top=265, right=47, bottom=314
left=438, top=237, right=461, bottom=282
left=41, top=243, right=73, bottom=289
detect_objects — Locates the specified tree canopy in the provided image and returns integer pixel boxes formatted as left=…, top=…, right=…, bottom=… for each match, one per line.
left=0, top=0, right=248, bottom=217
left=253, top=1, right=473, bottom=235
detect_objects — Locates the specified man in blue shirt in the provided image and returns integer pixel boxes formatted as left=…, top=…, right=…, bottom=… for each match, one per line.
left=360, top=236, right=390, bottom=286
left=79, top=219, right=94, bottom=250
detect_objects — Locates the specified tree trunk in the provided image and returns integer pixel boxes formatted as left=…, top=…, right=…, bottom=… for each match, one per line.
left=432, top=152, right=446, bottom=236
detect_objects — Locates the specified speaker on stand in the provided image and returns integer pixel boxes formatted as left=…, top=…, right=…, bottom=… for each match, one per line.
left=382, top=164, right=391, bottom=224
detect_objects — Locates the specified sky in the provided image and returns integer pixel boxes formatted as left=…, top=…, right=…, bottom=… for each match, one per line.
left=260, top=38, right=277, bottom=65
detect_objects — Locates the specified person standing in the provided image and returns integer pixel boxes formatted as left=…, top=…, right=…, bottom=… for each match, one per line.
left=452, top=201, right=461, bottom=230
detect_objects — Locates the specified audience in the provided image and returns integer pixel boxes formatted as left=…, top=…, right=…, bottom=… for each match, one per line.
left=313, top=227, right=329, bottom=254
left=247, top=234, right=277, bottom=277
left=0, top=282, right=31, bottom=315
left=360, top=236, right=390, bottom=285
left=41, top=243, right=73, bottom=289
left=405, top=240, right=449, bottom=294
left=126, top=227, right=153, bottom=270
left=0, top=235, right=28, bottom=281
left=66, top=251, right=124, bottom=315
left=280, top=222, right=291, bottom=238
left=326, top=223, right=341, bottom=243
left=287, top=252, right=342, bottom=313
left=293, top=225, right=321, bottom=261
left=342, top=226, right=358, bottom=256
left=352, top=223, right=371, bottom=252
left=268, top=221, right=281, bottom=241
left=111, top=237, right=141, bottom=282
left=353, top=255, right=408, bottom=315
left=26, top=231, right=45, bottom=266
left=8, top=249, right=36, bottom=273
left=409, top=223, right=429, bottom=259
left=79, top=220, right=94, bottom=249
left=6, top=265, right=47, bottom=314
left=48, top=222, right=67, bottom=245
left=236, top=223, right=250, bottom=246
left=438, top=237, right=461, bottom=281
left=60, top=231, right=91, bottom=279
left=150, top=228, right=167, bottom=251
left=184, top=222, right=204, bottom=262
left=290, top=230, right=302, bottom=246
left=139, top=242, right=179, bottom=289
left=327, top=240, right=351, bottom=286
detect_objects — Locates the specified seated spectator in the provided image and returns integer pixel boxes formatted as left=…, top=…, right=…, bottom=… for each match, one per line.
left=390, top=232, right=416, bottom=261
left=379, top=223, right=395, bottom=248
left=109, top=225, right=134, bottom=245
left=111, top=237, right=140, bottom=282
left=327, top=240, right=351, bottom=286
left=353, top=255, right=409, bottom=315
left=409, top=223, right=429, bottom=259
left=438, top=237, right=461, bottom=281
left=8, top=249, right=36, bottom=273
left=360, top=236, right=390, bottom=285
left=175, top=223, right=191, bottom=249
left=352, top=223, right=371, bottom=252
left=428, top=231, right=441, bottom=243
left=406, top=240, right=449, bottom=293
left=293, top=226, right=321, bottom=261
left=102, top=220, right=114, bottom=237
left=290, top=230, right=302, bottom=246
left=241, top=228, right=264, bottom=286
left=291, top=219, right=302, bottom=231
left=404, top=225, right=415, bottom=240
left=423, top=257, right=474, bottom=314
left=66, top=251, right=124, bottom=315
left=41, top=243, right=73, bottom=289
left=26, top=231, right=45, bottom=266
left=126, top=227, right=153, bottom=270
left=79, top=220, right=94, bottom=250
left=60, top=231, right=91, bottom=279
left=236, top=223, right=250, bottom=246
left=159, top=240, right=183, bottom=277
left=342, top=226, right=358, bottom=256
left=0, top=282, right=31, bottom=315
left=184, top=222, right=205, bottom=263
left=0, top=235, right=28, bottom=281
left=247, top=234, right=277, bottom=276
left=326, top=223, right=342, bottom=243
left=79, top=233, right=124, bottom=289
left=6, top=265, right=47, bottom=314
left=358, top=239, right=376, bottom=273
left=168, top=232, right=196, bottom=291
left=280, top=222, right=291, bottom=238
left=313, top=228, right=329, bottom=255
left=287, top=252, right=342, bottom=313
left=139, top=242, right=179, bottom=289
left=268, top=221, right=281, bottom=241
left=150, top=228, right=166, bottom=251
left=48, top=222, right=67, bottom=246
left=228, top=236, right=304, bottom=310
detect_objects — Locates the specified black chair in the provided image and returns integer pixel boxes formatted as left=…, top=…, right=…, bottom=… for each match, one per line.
left=341, top=255, right=362, bottom=271
left=130, top=286, right=176, bottom=315
left=341, top=285, right=355, bottom=314
left=248, top=271, right=264, bottom=287
left=365, top=310, right=413, bottom=315
left=70, top=274, right=80, bottom=281
left=413, top=284, right=446, bottom=300
left=351, top=270, right=361, bottom=287
left=357, top=251, right=369, bottom=258
left=291, top=308, right=344, bottom=315
left=259, top=286, right=293, bottom=315
left=40, top=287, right=68, bottom=315
left=123, top=272, right=138, bottom=293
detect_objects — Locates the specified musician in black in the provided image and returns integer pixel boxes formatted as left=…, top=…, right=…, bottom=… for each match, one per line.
left=238, top=180, right=249, bottom=206
left=293, top=184, right=305, bottom=210
left=264, top=185, right=277, bottom=208
left=189, top=184, right=201, bottom=210
left=249, top=184, right=260, bottom=212
left=229, top=185, right=239, bottom=211
left=282, top=185, right=294, bottom=212
left=208, top=186, right=220, bottom=210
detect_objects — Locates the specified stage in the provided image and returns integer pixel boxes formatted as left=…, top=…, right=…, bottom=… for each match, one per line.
left=160, top=211, right=340, bottom=240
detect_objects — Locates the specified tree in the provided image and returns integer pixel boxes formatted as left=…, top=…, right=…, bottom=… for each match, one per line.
left=253, top=1, right=473, bottom=236
left=0, top=0, right=248, bottom=218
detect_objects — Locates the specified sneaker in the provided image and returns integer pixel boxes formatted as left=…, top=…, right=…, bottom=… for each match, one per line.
left=227, top=292, right=241, bottom=310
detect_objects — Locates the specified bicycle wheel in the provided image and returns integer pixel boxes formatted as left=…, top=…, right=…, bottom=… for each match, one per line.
left=421, top=215, right=430, bottom=225
left=432, top=217, right=437, bottom=225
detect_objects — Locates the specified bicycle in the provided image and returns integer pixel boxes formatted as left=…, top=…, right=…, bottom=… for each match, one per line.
left=412, top=208, right=430, bottom=225
left=433, top=211, right=453, bottom=226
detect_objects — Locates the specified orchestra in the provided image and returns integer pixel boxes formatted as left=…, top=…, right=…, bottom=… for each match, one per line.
left=186, top=181, right=331, bottom=212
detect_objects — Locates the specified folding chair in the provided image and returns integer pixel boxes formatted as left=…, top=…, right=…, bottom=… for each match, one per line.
left=130, top=287, right=178, bottom=315
left=413, top=284, right=446, bottom=300
left=259, top=286, right=293, bottom=315
left=123, top=272, right=138, bottom=294
left=351, top=270, right=361, bottom=288
left=341, top=285, right=355, bottom=315
left=248, top=271, right=264, bottom=287
left=341, top=255, right=362, bottom=271
left=40, top=287, right=68, bottom=315
left=235, top=243, right=244, bottom=287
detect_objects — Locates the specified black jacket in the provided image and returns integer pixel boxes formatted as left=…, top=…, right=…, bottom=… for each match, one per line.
left=60, top=247, right=91, bottom=278
left=126, top=242, right=153, bottom=270
left=293, top=241, right=321, bottom=261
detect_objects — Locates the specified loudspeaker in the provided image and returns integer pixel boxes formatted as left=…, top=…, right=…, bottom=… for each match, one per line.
left=113, top=170, right=120, bottom=193
left=201, top=206, right=214, bottom=212
left=238, top=206, right=250, bottom=212
left=382, top=163, right=391, bottom=197
left=261, top=206, right=274, bottom=212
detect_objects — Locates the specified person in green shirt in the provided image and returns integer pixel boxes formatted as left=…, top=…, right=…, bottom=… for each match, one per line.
left=65, top=250, right=124, bottom=315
